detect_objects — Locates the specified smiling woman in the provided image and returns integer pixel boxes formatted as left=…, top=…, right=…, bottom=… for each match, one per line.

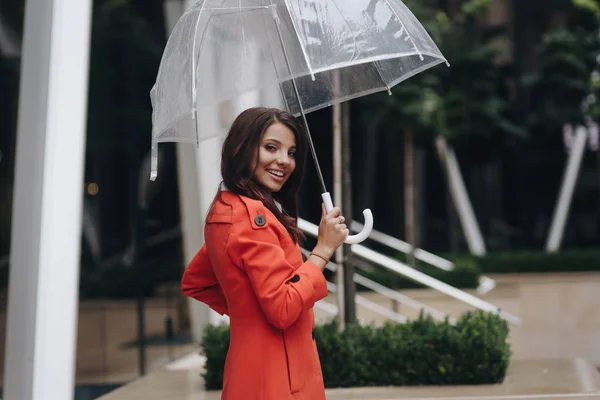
left=181, top=107, right=350, bottom=400
left=219, top=107, right=309, bottom=242
left=254, top=124, right=297, bottom=193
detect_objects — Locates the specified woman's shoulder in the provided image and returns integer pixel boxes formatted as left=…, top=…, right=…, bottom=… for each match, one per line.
left=210, top=191, right=274, bottom=229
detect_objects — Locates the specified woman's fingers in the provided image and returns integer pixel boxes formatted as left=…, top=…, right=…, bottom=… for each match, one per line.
left=326, top=207, right=341, bottom=219
left=336, top=223, right=347, bottom=231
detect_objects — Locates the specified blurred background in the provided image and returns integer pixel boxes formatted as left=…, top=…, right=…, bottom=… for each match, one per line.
left=1, top=0, right=600, bottom=399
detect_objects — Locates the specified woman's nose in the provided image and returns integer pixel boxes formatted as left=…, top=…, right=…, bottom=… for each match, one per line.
left=277, top=153, right=290, bottom=165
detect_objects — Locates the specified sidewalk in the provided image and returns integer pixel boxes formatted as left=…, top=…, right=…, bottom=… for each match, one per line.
left=97, top=354, right=600, bottom=400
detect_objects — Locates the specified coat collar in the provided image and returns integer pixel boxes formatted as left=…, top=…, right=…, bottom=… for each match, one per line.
left=220, top=182, right=283, bottom=212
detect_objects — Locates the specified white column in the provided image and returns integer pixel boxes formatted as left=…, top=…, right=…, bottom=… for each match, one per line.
left=191, top=12, right=229, bottom=326
left=176, top=142, right=223, bottom=342
left=3, top=0, right=92, bottom=398
left=195, top=137, right=229, bottom=328
left=435, top=136, right=487, bottom=256
left=546, top=125, right=588, bottom=252
left=163, top=0, right=219, bottom=343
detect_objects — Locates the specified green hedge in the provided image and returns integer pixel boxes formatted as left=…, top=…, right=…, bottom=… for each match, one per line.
left=200, top=310, right=511, bottom=390
left=473, top=249, right=600, bottom=273
left=358, top=257, right=481, bottom=290
left=361, top=249, right=600, bottom=290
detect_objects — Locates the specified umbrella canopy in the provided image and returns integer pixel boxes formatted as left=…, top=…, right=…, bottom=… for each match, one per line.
left=150, top=0, right=447, bottom=242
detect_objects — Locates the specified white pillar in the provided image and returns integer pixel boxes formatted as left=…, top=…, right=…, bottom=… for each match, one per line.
left=163, top=0, right=219, bottom=343
left=176, top=142, right=223, bottom=342
left=546, top=125, right=588, bottom=252
left=435, top=136, right=487, bottom=256
left=3, top=0, right=92, bottom=398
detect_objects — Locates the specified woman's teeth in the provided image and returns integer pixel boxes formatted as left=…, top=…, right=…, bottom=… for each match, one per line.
left=268, top=170, right=284, bottom=177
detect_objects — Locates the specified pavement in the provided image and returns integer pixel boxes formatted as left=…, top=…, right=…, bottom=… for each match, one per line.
left=96, top=353, right=600, bottom=400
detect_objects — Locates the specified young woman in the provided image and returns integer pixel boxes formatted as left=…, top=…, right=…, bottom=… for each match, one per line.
left=181, top=107, right=348, bottom=400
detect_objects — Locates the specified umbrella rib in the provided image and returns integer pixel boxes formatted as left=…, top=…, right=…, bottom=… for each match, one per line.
left=260, top=9, right=292, bottom=113
left=279, top=0, right=315, bottom=80
left=373, top=61, right=392, bottom=95
left=382, top=0, right=423, bottom=61
left=191, top=1, right=208, bottom=146
left=270, top=4, right=328, bottom=194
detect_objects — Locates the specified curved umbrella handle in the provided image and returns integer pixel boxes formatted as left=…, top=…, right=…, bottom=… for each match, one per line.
left=321, top=192, right=373, bottom=244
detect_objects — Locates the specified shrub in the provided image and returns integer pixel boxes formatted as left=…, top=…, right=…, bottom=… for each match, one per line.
left=474, top=249, right=600, bottom=273
left=200, top=310, right=511, bottom=390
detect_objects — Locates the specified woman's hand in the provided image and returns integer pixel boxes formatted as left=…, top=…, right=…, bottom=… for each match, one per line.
left=313, top=204, right=349, bottom=261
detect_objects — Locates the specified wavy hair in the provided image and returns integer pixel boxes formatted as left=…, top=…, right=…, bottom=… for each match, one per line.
left=216, top=107, right=308, bottom=243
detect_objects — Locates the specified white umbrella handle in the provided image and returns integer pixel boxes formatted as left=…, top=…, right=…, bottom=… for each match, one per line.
left=321, top=192, right=373, bottom=244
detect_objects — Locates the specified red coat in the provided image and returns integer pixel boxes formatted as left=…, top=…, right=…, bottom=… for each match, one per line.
left=182, top=191, right=328, bottom=400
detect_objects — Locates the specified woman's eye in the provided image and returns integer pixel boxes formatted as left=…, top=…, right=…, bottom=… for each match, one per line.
left=288, top=151, right=296, bottom=157
left=265, top=145, right=276, bottom=151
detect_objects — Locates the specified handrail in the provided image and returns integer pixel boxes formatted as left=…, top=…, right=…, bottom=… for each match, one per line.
left=352, top=245, right=521, bottom=326
left=314, top=299, right=338, bottom=315
left=326, top=282, right=407, bottom=323
left=351, top=221, right=453, bottom=270
left=301, top=248, right=451, bottom=323
left=298, top=218, right=522, bottom=326
left=354, top=272, right=452, bottom=323
left=350, top=221, right=496, bottom=295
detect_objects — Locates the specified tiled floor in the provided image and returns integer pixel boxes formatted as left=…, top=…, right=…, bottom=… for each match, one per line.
left=97, top=356, right=600, bottom=400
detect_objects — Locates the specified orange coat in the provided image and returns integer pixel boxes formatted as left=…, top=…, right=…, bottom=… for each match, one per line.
left=181, top=191, right=328, bottom=400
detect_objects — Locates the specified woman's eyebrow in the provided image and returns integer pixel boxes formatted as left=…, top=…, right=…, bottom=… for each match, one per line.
left=263, top=138, right=281, bottom=144
left=263, top=138, right=296, bottom=149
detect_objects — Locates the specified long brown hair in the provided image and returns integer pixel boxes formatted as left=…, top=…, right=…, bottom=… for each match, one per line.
left=217, top=107, right=308, bottom=243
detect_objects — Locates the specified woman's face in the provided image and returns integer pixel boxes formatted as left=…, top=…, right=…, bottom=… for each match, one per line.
left=253, top=122, right=297, bottom=192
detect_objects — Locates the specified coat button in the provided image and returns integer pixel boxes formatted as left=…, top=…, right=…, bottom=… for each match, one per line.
left=288, top=274, right=300, bottom=283
left=254, top=215, right=266, bottom=226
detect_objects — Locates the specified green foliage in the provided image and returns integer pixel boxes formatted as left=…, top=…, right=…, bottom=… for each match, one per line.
left=201, top=324, right=231, bottom=390
left=78, top=241, right=183, bottom=299
left=359, top=0, right=525, bottom=163
left=357, top=257, right=481, bottom=290
left=200, top=310, right=511, bottom=390
left=573, top=0, right=600, bottom=20
left=524, top=26, right=600, bottom=131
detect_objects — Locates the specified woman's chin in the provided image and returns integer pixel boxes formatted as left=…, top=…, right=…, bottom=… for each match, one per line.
left=267, top=184, right=283, bottom=193
left=262, top=177, right=285, bottom=192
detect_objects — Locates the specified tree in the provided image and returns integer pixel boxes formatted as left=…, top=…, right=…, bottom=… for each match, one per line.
left=355, top=0, right=525, bottom=253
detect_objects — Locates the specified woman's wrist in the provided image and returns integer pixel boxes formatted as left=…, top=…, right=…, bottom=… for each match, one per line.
left=312, top=244, right=334, bottom=261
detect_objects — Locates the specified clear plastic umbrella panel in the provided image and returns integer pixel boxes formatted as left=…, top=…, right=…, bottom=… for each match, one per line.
left=150, top=0, right=448, bottom=243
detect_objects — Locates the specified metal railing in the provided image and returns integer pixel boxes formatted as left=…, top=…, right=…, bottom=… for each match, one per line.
left=300, top=248, right=408, bottom=323
left=298, top=218, right=522, bottom=326
left=351, top=221, right=496, bottom=295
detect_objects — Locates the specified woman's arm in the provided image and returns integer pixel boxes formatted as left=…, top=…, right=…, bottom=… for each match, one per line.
left=227, top=222, right=328, bottom=330
left=181, top=245, right=228, bottom=316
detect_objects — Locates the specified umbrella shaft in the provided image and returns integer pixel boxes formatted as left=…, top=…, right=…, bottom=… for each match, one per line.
left=300, top=111, right=328, bottom=194
left=271, top=5, right=327, bottom=194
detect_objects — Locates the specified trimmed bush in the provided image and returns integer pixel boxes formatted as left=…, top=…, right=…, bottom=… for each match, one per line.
left=474, top=249, right=600, bottom=273
left=200, top=310, right=511, bottom=390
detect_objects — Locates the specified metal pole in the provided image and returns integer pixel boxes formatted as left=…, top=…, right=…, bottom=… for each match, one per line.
left=404, top=127, right=416, bottom=268
left=2, top=0, right=92, bottom=397
left=135, top=197, right=148, bottom=376
left=341, top=101, right=356, bottom=324
left=332, top=74, right=345, bottom=329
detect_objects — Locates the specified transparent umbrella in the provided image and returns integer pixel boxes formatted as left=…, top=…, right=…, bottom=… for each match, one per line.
left=150, top=0, right=448, bottom=244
